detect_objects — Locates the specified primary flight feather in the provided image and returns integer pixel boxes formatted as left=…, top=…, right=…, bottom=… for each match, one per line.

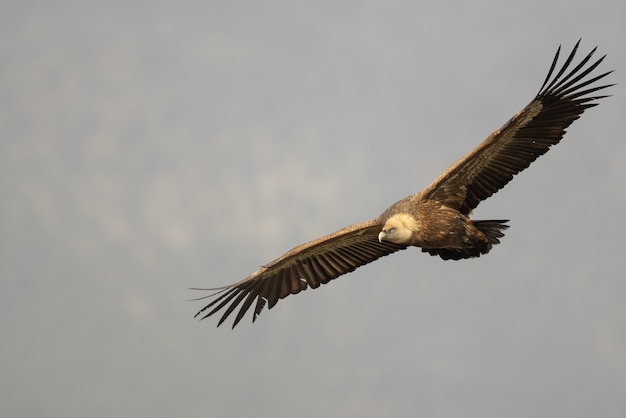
left=194, top=40, right=613, bottom=328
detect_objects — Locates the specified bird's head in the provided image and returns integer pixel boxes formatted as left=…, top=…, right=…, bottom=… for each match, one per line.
left=378, top=213, right=417, bottom=244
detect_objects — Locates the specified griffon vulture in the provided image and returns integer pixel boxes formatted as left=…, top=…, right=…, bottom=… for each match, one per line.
left=195, top=40, right=612, bottom=328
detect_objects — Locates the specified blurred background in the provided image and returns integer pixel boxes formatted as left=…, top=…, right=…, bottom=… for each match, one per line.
left=1, top=1, right=625, bottom=417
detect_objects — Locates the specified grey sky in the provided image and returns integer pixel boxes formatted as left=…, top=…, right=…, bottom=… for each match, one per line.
left=1, top=1, right=625, bottom=417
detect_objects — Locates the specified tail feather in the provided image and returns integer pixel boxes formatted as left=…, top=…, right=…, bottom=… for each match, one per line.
left=473, top=220, right=510, bottom=245
left=422, top=220, right=510, bottom=260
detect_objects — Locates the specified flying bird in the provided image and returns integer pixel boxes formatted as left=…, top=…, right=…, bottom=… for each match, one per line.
left=195, top=40, right=612, bottom=328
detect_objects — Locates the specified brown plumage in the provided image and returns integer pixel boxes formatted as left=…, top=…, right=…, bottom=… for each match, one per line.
left=194, top=40, right=613, bottom=328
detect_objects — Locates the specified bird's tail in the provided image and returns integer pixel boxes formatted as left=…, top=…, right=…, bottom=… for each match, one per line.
left=422, top=219, right=509, bottom=260
left=473, top=220, right=510, bottom=246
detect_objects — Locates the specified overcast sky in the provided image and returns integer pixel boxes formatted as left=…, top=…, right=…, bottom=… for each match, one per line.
left=2, top=1, right=625, bottom=417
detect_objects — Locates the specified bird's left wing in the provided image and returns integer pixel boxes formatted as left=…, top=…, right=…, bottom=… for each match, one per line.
left=193, top=219, right=407, bottom=328
left=420, top=40, right=613, bottom=214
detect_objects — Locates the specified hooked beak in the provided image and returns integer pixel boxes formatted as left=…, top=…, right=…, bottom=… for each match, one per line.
left=378, top=231, right=386, bottom=243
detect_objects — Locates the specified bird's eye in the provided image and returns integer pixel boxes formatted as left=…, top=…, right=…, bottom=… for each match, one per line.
left=388, top=227, right=396, bottom=234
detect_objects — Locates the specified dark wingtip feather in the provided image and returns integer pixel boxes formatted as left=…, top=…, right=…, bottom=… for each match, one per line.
left=538, top=41, right=612, bottom=104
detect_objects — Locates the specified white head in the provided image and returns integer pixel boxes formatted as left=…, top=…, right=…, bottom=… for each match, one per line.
left=378, top=213, right=417, bottom=244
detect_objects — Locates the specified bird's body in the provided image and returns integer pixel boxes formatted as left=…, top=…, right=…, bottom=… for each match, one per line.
left=377, top=196, right=509, bottom=259
left=195, top=40, right=613, bottom=328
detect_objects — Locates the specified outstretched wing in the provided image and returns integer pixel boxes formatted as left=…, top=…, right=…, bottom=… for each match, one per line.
left=194, top=220, right=407, bottom=328
left=421, top=40, right=613, bottom=214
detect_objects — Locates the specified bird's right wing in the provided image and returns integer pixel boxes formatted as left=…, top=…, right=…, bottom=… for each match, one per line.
left=193, top=219, right=407, bottom=328
left=419, top=40, right=613, bottom=214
